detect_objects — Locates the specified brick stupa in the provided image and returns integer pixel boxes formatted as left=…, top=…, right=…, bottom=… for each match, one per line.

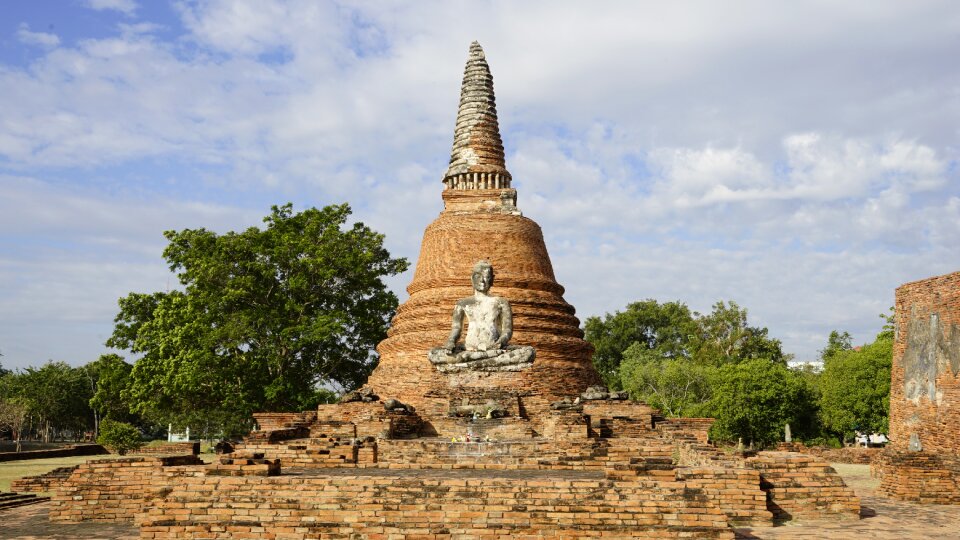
left=41, top=43, right=864, bottom=539
left=366, top=41, right=600, bottom=432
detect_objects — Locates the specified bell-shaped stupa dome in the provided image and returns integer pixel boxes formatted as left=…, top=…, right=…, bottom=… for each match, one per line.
left=366, top=42, right=600, bottom=430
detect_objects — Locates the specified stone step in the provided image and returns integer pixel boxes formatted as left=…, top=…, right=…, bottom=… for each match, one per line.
left=0, top=492, right=50, bottom=510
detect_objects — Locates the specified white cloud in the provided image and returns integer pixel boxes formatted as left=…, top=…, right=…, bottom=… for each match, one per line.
left=1, top=1, right=958, bottom=369
left=83, top=0, right=138, bottom=16
left=16, top=23, right=60, bottom=48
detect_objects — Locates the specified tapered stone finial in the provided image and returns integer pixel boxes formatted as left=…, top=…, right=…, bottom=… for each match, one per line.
left=443, top=41, right=512, bottom=190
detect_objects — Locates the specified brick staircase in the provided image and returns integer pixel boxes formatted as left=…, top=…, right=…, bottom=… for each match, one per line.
left=10, top=465, right=78, bottom=493
left=234, top=436, right=377, bottom=468
left=0, top=491, right=50, bottom=510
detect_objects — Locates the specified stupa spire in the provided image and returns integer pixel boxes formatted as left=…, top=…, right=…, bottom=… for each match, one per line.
left=443, top=41, right=512, bottom=190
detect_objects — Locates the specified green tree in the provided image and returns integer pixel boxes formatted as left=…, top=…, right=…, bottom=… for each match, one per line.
left=96, top=419, right=143, bottom=455
left=819, top=333, right=892, bottom=440
left=584, top=300, right=696, bottom=389
left=0, top=371, right=29, bottom=451
left=692, top=301, right=787, bottom=365
left=108, top=203, right=408, bottom=436
left=85, top=354, right=135, bottom=433
left=586, top=299, right=786, bottom=389
left=708, top=358, right=817, bottom=447
left=19, top=362, right=93, bottom=441
left=619, top=343, right=714, bottom=417
left=819, top=330, right=853, bottom=363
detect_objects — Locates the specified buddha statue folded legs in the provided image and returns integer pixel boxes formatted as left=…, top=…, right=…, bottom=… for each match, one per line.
left=427, top=260, right=535, bottom=373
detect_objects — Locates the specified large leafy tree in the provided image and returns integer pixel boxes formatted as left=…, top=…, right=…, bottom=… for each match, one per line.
left=692, top=301, right=787, bottom=365
left=818, top=332, right=892, bottom=440
left=16, top=362, right=93, bottom=442
left=586, top=299, right=786, bottom=389
left=819, top=330, right=853, bottom=363
left=619, top=343, right=714, bottom=417
left=84, top=354, right=135, bottom=433
left=584, top=300, right=696, bottom=388
left=108, top=203, right=408, bottom=435
left=708, top=358, right=818, bottom=447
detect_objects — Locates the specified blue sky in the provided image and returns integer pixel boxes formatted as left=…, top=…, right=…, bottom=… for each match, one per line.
left=1, top=0, right=958, bottom=370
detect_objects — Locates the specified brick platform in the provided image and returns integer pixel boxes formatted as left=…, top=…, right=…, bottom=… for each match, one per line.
left=49, top=456, right=204, bottom=524
left=139, top=468, right=736, bottom=539
left=873, top=450, right=960, bottom=504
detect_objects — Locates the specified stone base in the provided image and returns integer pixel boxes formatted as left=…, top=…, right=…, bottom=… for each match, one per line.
left=872, top=449, right=960, bottom=504
left=140, top=468, right=737, bottom=539
left=428, top=345, right=535, bottom=373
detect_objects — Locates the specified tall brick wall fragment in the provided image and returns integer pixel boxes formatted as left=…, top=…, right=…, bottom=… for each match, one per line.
left=890, top=270, right=960, bottom=453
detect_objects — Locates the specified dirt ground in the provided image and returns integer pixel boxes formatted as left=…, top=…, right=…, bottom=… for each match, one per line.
left=1, top=463, right=958, bottom=539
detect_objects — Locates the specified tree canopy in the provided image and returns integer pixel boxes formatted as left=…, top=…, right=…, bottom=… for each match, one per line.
left=589, top=298, right=820, bottom=446
left=818, top=332, right=892, bottom=439
left=586, top=299, right=786, bottom=390
left=708, top=358, right=818, bottom=446
left=107, top=203, right=408, bottom=435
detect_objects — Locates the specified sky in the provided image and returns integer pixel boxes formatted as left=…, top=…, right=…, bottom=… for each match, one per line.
left=1, top=0, right=958, bottom=371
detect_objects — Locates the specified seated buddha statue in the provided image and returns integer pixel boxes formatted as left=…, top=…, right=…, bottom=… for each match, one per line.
left=427, top=260, right=535, bottom=373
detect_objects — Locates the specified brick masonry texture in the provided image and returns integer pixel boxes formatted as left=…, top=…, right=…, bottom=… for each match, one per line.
left=875, top=269, right=960, bottom=504
left=872, top=450, right=960, bottom=504
left=129, top=442, right=199, bottom=456
left=889, top=270, right=960, bottom=453
left=10, top=466, right=77, bottom=493
left=49, top=456, right=204, bottom=524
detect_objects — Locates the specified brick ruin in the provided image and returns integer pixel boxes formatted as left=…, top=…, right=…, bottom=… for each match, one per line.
left=41, top=42, right=863, bottom=538
left=874, top=270, right=960, bottom=503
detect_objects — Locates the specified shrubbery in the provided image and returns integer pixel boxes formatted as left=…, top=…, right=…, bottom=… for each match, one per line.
left=97, top=419, right=143, bottom=455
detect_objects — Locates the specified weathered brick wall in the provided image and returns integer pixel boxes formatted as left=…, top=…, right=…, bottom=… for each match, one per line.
left=232, top=437, right=376, bottom=468
left=251, top=411, right=316, bottom=431
left=873, top=450, right=960, bottom=504
left=677, top=440, right=742, bottom=468
left=675, top=467, right=771, bottom=526
left=428, top=415, right=535, bottom=440
left=657, top=418, right=715, bottom=444
left=582, top=400, right=656, bottom=438
left=49, top=455, right=204, bottom=523
left=129, top=442, right=199, bottom=456
left=139, top=472, right=735, bottom=539
left=746, top=452, right=860, bottom=520
left=10, top=466, right=77, bottom=493
left=890, top=270, right=960, bottom=453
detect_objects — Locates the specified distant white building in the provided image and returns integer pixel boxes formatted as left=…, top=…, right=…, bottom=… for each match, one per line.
left=855, top=432, right=888, bottom=447
left=168, top=425, right=190, bottom=442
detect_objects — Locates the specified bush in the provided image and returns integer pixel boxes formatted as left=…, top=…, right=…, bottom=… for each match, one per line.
left=97, top=419, right=143, bottom=455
